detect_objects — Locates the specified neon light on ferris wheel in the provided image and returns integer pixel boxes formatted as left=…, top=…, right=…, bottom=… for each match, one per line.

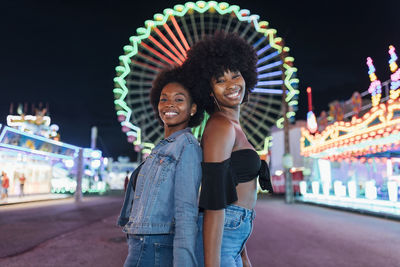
left=113, top=1, right=300, bottom=153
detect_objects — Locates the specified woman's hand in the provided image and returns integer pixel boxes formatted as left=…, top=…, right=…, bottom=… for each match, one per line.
left=241, top=245, right=252, bottom=267
left=242, top=256, right=252, bottom=267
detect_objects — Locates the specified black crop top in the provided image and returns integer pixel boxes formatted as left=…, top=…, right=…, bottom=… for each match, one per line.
left=199, top=149, right=273, bottom=210
left=231, top=149, right=261, bottom=183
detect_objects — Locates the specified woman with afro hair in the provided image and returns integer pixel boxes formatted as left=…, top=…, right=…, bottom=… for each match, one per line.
left=183, top=32, right=271, bottom=267
left=118, top=66, right=205, bottom=267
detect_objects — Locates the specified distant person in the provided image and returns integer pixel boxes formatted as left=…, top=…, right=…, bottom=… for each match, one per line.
left=124, top=171, right=129, bottom=192
left=19, top=173, right=26, bottom=197
left=1, top=172, right=10, bottom=201
left=0, top=171, right=3, bottom=191
left=117, top=66, right=204, bottom=267
left=0, top=172, right=3, bottom=199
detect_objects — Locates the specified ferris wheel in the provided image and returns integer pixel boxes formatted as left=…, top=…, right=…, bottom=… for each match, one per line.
left=113, top=1, right=299, bottom=155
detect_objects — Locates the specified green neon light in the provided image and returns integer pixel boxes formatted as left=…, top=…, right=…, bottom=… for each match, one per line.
left=134, top=128, right=142, bottom=145
left=142, top=149, right=152, bottom=154
left=143, top=142, right=155, bottom=149
left=276, top=118, right=284, bottom=129
left=286, top=111, right=296, bottom=118
left=257, top=136, right=273, bottom=155
left=192, top=112, right=210, bottom=139
left=113, top=1, right=299, bottom=152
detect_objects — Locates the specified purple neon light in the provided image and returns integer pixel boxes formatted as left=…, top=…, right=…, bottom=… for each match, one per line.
left=256, top=80, right=284, bottom=86
left=1, top=126, right=80, bottom=151
left=258, top=70, right=282, bottom=79
left=257, top=51, right=279, bottom=65
left=252, top=88, right=283, bottom=94
left=256, top=44, right=271, bottom=56
left=0, top=143, right=75, bottom=160
left=257, top=61, right=282, bottom=72
left=252, top=36, right=266, bottom=49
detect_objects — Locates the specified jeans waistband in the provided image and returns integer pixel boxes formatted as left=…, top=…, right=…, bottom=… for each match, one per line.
left=226, top=204, right=255, bottom=220
left=198, top=205, right=256, bottom=220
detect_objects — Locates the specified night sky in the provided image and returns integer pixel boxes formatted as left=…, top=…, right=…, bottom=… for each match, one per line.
left=1, top=0, right=399, bottom=161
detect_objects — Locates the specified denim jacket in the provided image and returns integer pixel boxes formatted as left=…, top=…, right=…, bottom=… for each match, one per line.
left=117, top=128, right=202, bottom=266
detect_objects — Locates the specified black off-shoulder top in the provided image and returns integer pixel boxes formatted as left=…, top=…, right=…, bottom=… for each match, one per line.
left=199, top=149, right=273, bottom=210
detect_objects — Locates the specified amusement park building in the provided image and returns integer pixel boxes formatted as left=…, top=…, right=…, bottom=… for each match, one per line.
left=298, top=46, right=400, bottom=218
left=0, top=110, right=110, bottom=198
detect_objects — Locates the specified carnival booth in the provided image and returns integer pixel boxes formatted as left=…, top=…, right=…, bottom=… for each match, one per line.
left=270, top=121, right=306, bottom=193
left=0, top=107, right=108, bottom=196
left=299, top=45, right=400, bottom=217
left=0, top=124, right=79, bottom=195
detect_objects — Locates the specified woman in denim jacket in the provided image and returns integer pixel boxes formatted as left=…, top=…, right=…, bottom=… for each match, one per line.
left=118, top=66, right=204, bottom=267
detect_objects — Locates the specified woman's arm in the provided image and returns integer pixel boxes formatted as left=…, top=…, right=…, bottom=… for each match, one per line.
left=173, top=142, right=202, bottom=266
left=203, top=209, right=224, bottom=266
left=202, top=115, right=236, bottom=267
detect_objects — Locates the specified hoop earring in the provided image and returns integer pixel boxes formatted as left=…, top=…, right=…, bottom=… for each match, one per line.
left=212, top=95, right=221, bottom=111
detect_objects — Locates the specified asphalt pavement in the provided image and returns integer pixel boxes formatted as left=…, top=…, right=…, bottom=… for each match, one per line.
left=0, top=195, right=125, bottom=260
left=247, top=195, right=400, bottom=267
left=1, top=194, right=399, bottom=267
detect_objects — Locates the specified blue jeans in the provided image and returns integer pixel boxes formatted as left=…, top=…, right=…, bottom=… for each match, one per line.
left=196, top=205, right=255, bottom=267
left=124, top=234, right=173, bottom=267
left=195, top=213, right=205, bottom=267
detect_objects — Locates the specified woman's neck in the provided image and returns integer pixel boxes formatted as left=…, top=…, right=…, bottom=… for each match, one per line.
left=216, top=106, right=240, bottom=123
left=164, top=124, right=187, bottom=138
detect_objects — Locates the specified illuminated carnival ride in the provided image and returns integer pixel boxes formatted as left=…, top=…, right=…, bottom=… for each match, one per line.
left=113, top=1, right=299, bottom=156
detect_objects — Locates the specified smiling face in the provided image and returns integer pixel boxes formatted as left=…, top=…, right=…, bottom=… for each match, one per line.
left=158, top=82, right=197, bottom=137
left=211, top=70, right=246, bottom=110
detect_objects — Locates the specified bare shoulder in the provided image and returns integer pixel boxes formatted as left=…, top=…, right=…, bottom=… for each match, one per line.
left=204, top=113, right=234, bottom=136
left=202, top=113, right=235, bottom=161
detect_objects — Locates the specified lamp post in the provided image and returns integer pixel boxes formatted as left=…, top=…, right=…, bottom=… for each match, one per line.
left=74, top=148, right=83, bottom=202
left=280, top=45, right=294, bottom=204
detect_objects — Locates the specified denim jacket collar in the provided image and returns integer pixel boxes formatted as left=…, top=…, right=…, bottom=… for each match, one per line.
left=164, top=127, right=191, bottom=143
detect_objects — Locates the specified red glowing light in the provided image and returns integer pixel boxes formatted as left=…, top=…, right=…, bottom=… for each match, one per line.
left=170, top=16, right=190, bottom=51
left=153, top=27, right=186, bottom=62
left=307, top=87, right=312, bottom=112
left=148, top=35, right=183, bottom=64
left=140, top=43, right=175, bottom=65
left=163, top=23, right=187, bottom=57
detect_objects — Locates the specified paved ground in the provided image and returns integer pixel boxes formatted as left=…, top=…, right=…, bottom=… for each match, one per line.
left=0, top=195, right=124, bottom=259
left=1, top=194, right=399, bottom=266
left=247, top=196, right=400, bottom=267
left=0, top=193, right=70, bottom=206
left=0, top=214, right=126, bottom=267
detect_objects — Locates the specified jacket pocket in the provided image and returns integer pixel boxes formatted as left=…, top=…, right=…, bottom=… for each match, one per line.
left=155, top=154, right=175, bottom=184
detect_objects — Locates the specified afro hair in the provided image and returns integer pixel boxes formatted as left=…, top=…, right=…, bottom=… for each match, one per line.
left=149, top=66, right=204, bottom=128
left=182, top=31, right=258, bottom=114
